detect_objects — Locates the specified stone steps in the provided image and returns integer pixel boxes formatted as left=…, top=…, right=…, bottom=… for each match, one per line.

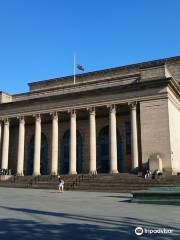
left=0, top=173, right=180, bottom=192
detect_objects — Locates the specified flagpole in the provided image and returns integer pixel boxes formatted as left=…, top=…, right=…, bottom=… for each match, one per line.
left=73, top=52, right=76, bottom=84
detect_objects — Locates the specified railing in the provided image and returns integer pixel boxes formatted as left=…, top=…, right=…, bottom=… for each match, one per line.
left=71, top=172, right=97, bottom=190
left=27, top=174, right=59, bottom=188
left=1, top=173, right=97, bottom=189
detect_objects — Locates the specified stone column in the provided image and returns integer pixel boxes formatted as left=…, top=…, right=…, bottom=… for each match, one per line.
left=33, top=114, right=41, bottom=176
left=109, top=105, right=118, bottom=174
left=130, top=102, right=139, bottom=170
left=17, top=117, right=25, bottom=176
left=69, top=110, right=77, bottom=175
left=0, top=121, right=2, bottom=156
left=1, top=119, right=10, bottom=170
left=89, top=107, right=97, bottom=174
left=51, top=112, right=58, bottom=175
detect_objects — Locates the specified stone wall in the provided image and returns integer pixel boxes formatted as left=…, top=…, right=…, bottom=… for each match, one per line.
left=140, top=65, right=167, bottom=81
left=140, top=98, right=172, bottom=172
left=0, top=92, right=12, bottom=103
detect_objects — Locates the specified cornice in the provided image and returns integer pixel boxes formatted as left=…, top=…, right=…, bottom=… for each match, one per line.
left=0, top=92, right=168, bottom=119
left=1, top=77, right=172, bottom=109
left=13, top=73, right=140, bottom=101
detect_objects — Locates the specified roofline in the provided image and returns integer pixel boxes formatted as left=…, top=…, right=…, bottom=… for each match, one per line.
left=0, top=91, right=11, bottom=95
left=28, top=56, right=180, bottom=87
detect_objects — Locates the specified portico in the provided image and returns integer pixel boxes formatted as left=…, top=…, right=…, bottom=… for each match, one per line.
left=0, top=102, right=139, bottom=176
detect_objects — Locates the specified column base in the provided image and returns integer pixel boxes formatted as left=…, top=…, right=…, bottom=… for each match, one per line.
left=32, top=172, right=41, bottom=176
left=109, top=170, right=119, bottom=174
left=16, top=172, right=24, bottom=176
left=68, top=171, right=77, bottom=175
left=89, top=170, right=97, bottom=175
left=131, top=166, right=139, bottom=174
left=50, top=171, right=58, bottom=176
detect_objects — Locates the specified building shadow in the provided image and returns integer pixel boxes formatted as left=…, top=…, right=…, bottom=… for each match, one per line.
left=0, top=206, right=179, bottom=240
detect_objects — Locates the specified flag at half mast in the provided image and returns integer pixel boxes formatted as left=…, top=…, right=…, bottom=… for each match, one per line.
left=77, top=64, right=85, bottom=71
left=73, top=52, right=85, bottom=84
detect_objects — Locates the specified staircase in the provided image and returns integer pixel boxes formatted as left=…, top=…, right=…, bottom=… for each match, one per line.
left=72, top=173, right=180, bottom=192
left=0, top=173, right=180, bottom=192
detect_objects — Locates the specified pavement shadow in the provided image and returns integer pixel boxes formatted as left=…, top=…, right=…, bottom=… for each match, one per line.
left=0, top=206, right=179, bottom=240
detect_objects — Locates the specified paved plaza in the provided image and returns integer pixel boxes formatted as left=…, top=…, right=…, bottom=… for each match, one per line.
left=0, top=188, right=179, bottom=240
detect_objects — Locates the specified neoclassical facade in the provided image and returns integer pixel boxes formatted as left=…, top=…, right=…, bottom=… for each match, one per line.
left=0, top=56, right=180, bottom=176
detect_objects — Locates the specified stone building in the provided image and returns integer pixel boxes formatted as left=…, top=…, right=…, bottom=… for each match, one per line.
left=0, top=56, right=180, bottom=176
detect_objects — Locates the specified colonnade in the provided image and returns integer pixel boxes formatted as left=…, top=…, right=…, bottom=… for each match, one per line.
left=0, top=103, right=139, bottom=176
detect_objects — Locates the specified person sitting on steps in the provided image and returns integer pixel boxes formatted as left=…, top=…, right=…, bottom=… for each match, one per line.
left=145, top=170, right=151, bottom=179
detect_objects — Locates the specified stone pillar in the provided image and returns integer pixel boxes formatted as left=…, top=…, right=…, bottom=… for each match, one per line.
left=69, top=110, right=77, bottom=175
left=17, top=117, right=25, bottom=176
left=1, top=119, right=10, bottom=170
left=89, top=107, right=97, bottom=174
left=0, top=121, right=2, bottom=156
left=130, top=102, right=139, bottom=170
left=33, top=114, right=41, bottom=176
left=109, top=105, right=118, bottom=174
left=51, top=112, right=59, bottom=175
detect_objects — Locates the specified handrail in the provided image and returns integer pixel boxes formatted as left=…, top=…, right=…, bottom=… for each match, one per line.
left=70, top=173, right=97, bottom=190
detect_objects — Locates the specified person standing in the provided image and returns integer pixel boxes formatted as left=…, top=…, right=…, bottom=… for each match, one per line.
left=58, top=175, right=64, bottom=192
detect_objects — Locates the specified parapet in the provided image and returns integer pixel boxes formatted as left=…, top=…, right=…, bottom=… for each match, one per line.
left=0, top=92, right=12, bottom=103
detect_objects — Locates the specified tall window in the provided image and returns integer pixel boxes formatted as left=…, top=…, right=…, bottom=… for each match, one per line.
left=125, top=121, right=131, bottom=155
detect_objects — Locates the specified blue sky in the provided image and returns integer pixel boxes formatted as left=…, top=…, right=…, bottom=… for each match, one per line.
left=0, top=0, right=180, bottom=94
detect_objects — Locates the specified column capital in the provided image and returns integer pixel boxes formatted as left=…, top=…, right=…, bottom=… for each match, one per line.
left=50, top=112, right=58, bottom=120
left=107, top=104, right=116, bottom=113
left=128, top=101, right=138, bottom=110
left=33, top=114, right=41, bottom=122
left=68, top=109, right=76, bottom=116
left=17, top=116, right=25, bottom=123
left=3, top=118, right=9, bottom=125
left=87, top=107, right=96, bottom=115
